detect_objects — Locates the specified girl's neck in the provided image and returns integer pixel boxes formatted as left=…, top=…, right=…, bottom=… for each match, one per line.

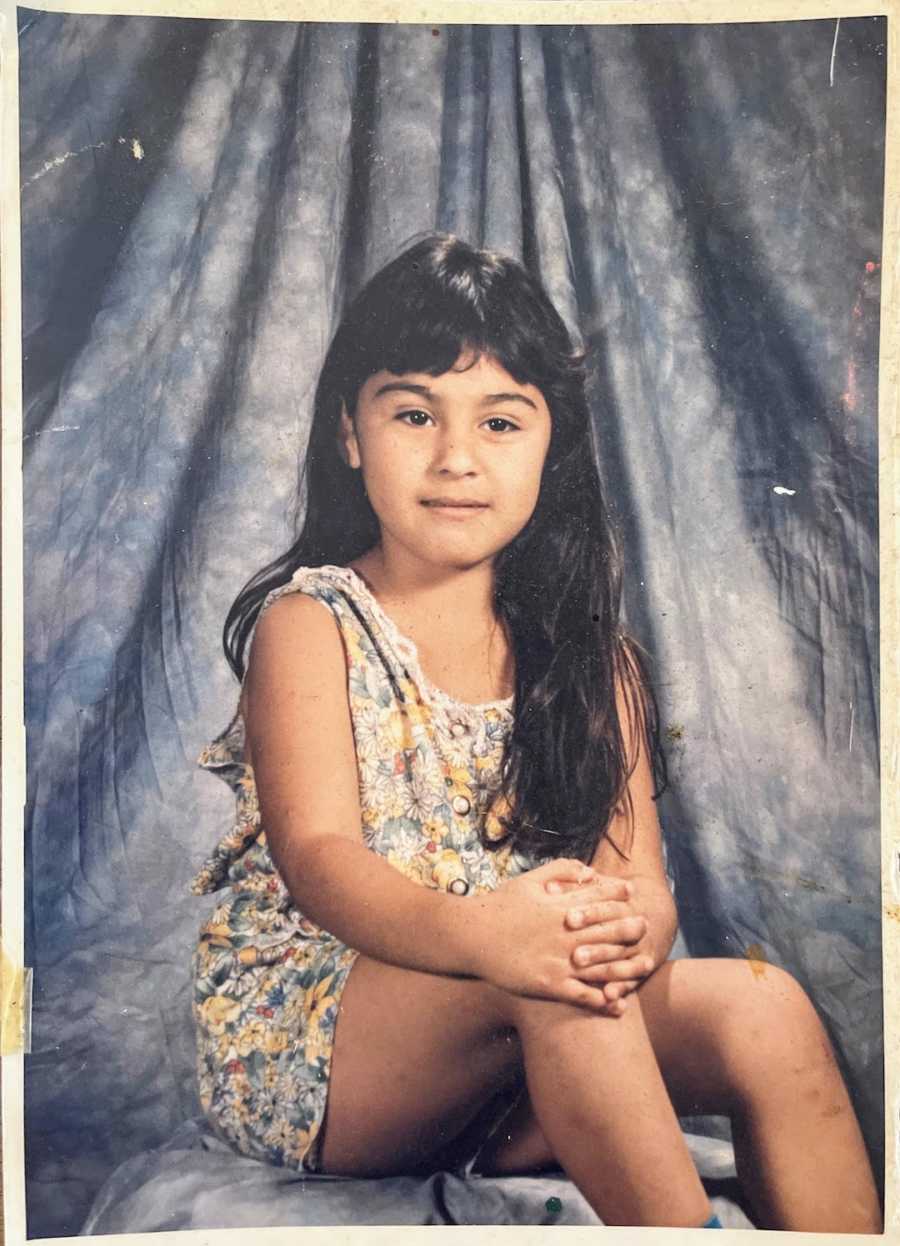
left=347, top=547, right=513, bottom=703
left=349, top=547, right=497, bottom=630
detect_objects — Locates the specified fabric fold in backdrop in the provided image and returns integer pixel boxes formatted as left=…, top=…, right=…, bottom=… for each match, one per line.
left=18, top=12, right=884, bottom=1238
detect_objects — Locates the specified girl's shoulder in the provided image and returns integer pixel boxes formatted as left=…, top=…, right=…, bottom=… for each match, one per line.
left=258, top=565, right=373, bottom=623
left=249, top=563, right=379, bottom=645
left=245, top=563, right=379, bottom=693
left=260, top=563, right=362, bottom=612
left=194, top=566, right=368, bottom=804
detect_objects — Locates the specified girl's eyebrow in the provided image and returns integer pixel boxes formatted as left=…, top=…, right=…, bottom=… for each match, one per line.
left=373, top=381, right=538, bottom=411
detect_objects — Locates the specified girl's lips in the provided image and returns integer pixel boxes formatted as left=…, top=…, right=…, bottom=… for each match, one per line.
left=420, top=501, right=489, bottom=518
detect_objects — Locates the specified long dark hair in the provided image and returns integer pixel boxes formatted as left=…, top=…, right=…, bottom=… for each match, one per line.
left=224, top=233, right=666, bottom=863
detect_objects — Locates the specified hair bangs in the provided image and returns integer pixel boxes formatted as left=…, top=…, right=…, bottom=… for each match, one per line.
left=338, top=238, right=577, bottom=407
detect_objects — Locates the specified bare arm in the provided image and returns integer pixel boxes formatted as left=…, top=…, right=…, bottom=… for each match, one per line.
left=549, top=655, right=678, bottom=991
left=589, top=669, right=678, bottom=969
left=242, top=592, right=622, bottom=1007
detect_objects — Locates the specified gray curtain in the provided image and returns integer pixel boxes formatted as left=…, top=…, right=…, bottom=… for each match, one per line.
left=20, top=11, right=884, bottom=1238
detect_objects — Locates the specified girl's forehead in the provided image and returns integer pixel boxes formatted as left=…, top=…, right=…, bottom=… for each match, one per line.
left=362, top=352, right=545, bottom=404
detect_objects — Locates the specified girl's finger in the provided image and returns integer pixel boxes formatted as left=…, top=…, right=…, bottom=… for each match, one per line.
left=601, top=994, right=629, bottom=1016
left=547, top=876, right=630, bottom=900
left=557, top=979, right=618, bottom=1011
left=604, top=979, right=640, bottom=1003
left=535, top=858, right=597, bottom=888
left=574, top=956, right=654, bottom=984
left=564, top=899, right=630, bottom=928
left=570, top=942, right=631, bottom=968
left=567, top=914, right=647, bottom=946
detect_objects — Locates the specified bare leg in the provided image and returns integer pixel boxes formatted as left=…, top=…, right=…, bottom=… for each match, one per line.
left=508, top=989, right=712, bottom=1225
left=317, top=957, right=520, bottom=1174
left=319, top=954, right=711, bottom=1227
left=478, top=959, right=882, bottom=1233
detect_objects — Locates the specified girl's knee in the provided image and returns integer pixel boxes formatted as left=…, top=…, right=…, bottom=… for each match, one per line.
left=741, top=964, right=822, bottom=1039
left=706, top=958, right=813, bottom=1019
left=502, top=986, right=645, bottom=1042
left=711, top=961, right=834, bottom=1087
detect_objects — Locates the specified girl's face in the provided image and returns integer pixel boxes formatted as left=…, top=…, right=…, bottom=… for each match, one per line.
left=338, top=350, right=553, bottom=572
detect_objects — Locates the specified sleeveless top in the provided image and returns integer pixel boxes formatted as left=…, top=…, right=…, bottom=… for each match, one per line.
left=190, top=564, right=548, bottom=1174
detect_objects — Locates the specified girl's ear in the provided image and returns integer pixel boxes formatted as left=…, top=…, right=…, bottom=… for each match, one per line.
left=337, top=402, right=361, bottom=469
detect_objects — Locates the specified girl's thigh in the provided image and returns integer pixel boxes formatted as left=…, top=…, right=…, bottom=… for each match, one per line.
left=318, top=953, right=523, bottom=1177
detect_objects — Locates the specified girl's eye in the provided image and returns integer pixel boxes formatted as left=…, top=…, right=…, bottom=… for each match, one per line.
left=395, top=411, right=520, bottom=433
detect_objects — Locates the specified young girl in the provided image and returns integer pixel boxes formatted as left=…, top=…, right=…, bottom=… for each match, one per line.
left=191, top=233, right=880, bottom=1231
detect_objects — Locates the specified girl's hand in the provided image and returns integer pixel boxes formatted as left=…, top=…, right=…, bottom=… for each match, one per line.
left=468, top=859, right=633, bottom=1012
left=568, top=900, right=652, bottom=985
left=559, top=882, right=654, bottom=1001
left=544, top=873, right=654, bottom=1004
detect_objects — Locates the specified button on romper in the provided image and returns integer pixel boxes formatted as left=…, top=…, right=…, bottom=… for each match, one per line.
left=190, top=564, right=548, bottom=1173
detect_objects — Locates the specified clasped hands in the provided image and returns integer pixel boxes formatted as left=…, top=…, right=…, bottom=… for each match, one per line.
left=476, top=858, right=656, bottom=1014
left=545, top=861, right=653, bottom=1015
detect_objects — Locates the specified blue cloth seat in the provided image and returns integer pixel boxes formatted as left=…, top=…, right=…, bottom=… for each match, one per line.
left=80, top=1118, right=756, bottom=1232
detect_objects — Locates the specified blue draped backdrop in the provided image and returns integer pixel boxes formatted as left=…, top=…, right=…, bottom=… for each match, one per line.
left=18, top=10, right=884, bottom=1236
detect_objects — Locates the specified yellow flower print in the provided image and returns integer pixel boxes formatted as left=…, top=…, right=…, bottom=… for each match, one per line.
left=235, top=1018, right=270, bottom=1057
left=302, top=975, right=338, bottom=1063
left=199, top=995, right=241, bottom=1036
left=400, top=694, right=430, bottom=732
left=217, top=1032, right=237, bottom=1062
left=360, top=803, right=378, bottom=828
left=423, top=818, right=447, bottom=846
left=446, top=764, right=473, bottom=791
left=395, top=675, right=418, bottom=704
left=344, top=628, right=366, bottom=667
left=202, top=923, right=235, bottom=949
left=307, top=973, right=337, bottom=1016
left=380, top=710, right=408, bottom=755
left=303, top=1023, right=331, bottom=1067
left=263, top=1027, right=290, bottom=1056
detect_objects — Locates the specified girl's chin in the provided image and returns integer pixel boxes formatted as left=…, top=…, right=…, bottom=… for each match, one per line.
left=382, top=534, right=500, bottom=573
left=420, top=504, right=490, bottom=522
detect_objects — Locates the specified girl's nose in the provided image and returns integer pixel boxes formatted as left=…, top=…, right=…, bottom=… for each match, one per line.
left=432, top=430, right=478, bottom=475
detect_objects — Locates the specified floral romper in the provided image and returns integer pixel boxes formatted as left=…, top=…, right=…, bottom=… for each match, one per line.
left=190, top=564, right=547, bottom=1174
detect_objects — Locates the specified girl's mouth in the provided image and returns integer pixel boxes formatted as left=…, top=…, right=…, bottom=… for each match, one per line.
left=420, top=500, right=490, bottom=518
left=420, top=499, right=489, bottom=508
